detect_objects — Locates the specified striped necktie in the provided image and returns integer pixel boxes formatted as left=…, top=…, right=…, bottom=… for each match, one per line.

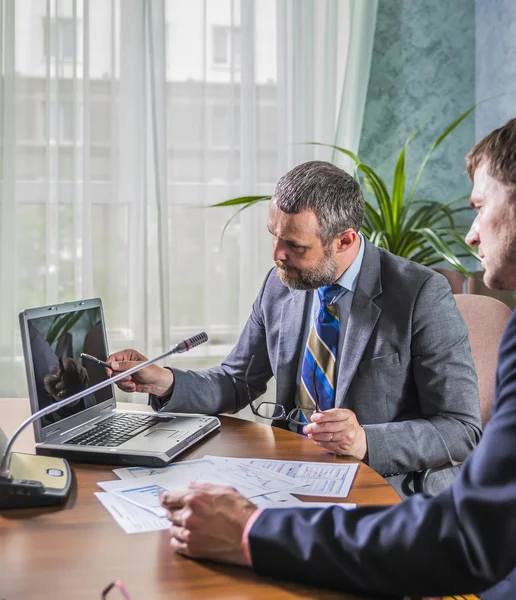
left=299, top=284, right=343, bottom=415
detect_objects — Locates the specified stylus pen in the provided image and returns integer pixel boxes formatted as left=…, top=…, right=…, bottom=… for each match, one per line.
left=80, top=353, right=111, bottom=369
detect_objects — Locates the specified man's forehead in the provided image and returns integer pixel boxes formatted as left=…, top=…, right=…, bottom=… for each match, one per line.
left=473, top=162, right=489, bottom=183
left=268, top=203, right=320, bottom=236
left=471, top=163, right=494, bottom=196
left=470, top=162, right=516, bottom=208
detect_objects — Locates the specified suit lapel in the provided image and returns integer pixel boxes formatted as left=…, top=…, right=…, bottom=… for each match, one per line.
left=335, top=240, right=382, bottom=406
left=276, top=289, right=311, bottom=411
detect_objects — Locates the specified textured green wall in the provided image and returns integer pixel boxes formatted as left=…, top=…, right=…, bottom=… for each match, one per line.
left=359, top=0, right=476, bottom=206
left=475, top=0, right=516, bottom=140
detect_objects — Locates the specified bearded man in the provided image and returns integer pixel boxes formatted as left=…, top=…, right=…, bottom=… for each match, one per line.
left=109, top=160, right=481, bottom=497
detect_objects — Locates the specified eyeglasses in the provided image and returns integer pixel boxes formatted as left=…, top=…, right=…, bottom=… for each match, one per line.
left=245, top=355, right=320, bottom=425
left=101, top=580, right=132, bottom=600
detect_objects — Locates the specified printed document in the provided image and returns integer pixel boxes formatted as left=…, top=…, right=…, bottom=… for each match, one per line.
left=95, top=492, right=169, bottom=534
left=253, top=490, right=356, bottom=510
left=205, top=456, right=359, bottom=497
left=96, top=456, right=358, bottom=533
left=98, top=457, right=304, bottom=516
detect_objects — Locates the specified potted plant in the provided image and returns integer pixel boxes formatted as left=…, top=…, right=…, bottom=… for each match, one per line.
left=211, top=108, right=480, bottom=275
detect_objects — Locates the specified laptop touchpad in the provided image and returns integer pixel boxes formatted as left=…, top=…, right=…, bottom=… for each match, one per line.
left=121, top=427, right=188, bottom=451
left=145, top=428, right=181, bottom=438
left=149, top=423, right=182, bottom=433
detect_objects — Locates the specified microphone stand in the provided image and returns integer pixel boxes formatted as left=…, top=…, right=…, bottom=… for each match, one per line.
left=0, top=333, right=207, bottom=507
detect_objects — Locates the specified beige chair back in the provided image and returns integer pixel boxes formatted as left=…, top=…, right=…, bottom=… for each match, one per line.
left=454, top=294, right=512, bottom=426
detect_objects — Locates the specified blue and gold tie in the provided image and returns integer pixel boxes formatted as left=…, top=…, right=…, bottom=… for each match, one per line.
left=299, top=284, right=343, bottom=416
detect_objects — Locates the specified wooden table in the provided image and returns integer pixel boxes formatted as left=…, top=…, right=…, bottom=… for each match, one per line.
left=0, top=399, right=400, bottom=599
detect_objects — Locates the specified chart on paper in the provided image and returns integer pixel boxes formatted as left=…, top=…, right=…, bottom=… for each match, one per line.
left=206, top=456, right=359, bottom=497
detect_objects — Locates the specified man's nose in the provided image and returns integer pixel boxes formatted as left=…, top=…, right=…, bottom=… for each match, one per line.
left=465, top=219, right=480, bottom=247
left=272, top=239, right=287, bottom=262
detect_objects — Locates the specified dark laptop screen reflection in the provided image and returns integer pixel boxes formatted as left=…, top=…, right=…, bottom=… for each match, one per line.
left=28, top=307, right=112, bottom=427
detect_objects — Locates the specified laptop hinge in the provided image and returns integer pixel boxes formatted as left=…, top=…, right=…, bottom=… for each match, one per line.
left=49, top=407, right=114, bottom=443
left=45, top=425, right=62, bottom=440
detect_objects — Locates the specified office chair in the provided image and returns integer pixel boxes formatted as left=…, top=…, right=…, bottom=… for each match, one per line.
left=454, top=294, right=512, bottom=426
left=415, top=294, right=512, bottom=495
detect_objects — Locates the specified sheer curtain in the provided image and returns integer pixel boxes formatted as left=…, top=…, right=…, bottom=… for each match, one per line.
left=0, top=0, right=377, bottom=402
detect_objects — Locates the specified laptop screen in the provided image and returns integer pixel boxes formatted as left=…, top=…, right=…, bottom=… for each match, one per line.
left=24, top=302, right=113, bottom=428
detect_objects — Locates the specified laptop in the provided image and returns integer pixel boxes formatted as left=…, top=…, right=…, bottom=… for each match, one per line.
left=19, top=298, right=220, bottom=467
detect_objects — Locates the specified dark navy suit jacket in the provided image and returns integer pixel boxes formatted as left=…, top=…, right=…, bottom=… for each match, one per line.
left=248, top=310, right=516, bottom=599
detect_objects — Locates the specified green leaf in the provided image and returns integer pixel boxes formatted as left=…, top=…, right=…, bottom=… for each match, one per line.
left=407, top=106, right=476, bottom=203
left=309, top=142, right=396, bottom=237
left=208, top=196, right=272, bottom=242
left=391, top=145, right=407, bottom=231
left=363, top=200, right=385, bottom=232
left=209, top=195, right=271, bottom=208
left=355, top=163, right=393, bottom=236
left=409, top=245, right=441, bottom=265
left=402, top=195, right=469, bottom=235
left=369, top=230, right=388, bottom=247
left=444, top=230, right=482, bottom=262
left=403, top=201, right=454, bottom=233
left=395, top=230, right=424, bottom=258
left=46, top=311, right=84, bottom=347
left=308, top=142, right=362, bottom=167
left=392, top=126, right=422, bottom=231
left=414, top=227, right=471, bottom=275
left=218, top=198, right=265, bottom=247
left=213, top=109, right=479, bottom=277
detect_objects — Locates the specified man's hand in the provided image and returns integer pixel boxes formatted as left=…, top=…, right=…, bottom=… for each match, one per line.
left=303, top=408, right=368, bottom=461
left=161, top=483, right=257, bottom=565
left=43, top=357, right=89, bottom=402
left=106, top=349, right=174, bottom=397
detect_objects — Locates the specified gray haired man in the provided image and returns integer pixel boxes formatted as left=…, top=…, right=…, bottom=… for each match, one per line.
left=109, top=160, right=481, bottom=497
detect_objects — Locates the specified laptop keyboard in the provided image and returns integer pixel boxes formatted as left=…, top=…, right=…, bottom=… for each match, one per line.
left=66, top=413, right=173, bottom=448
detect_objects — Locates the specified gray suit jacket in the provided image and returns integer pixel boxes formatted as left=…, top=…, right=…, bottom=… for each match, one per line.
left=155, top=240, right=482, bottom=496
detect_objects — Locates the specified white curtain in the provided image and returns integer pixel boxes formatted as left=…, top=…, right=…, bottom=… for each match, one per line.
left=0, top=0, right=377, bottom=402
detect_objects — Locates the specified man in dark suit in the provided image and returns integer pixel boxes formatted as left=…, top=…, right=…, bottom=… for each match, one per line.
left=109, top=161, right=480, bottom=498
left=159, top=118, right=516, bottom=599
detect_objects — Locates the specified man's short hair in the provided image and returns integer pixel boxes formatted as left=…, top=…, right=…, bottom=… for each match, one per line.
left=466, top=118, right=516, bottom=187
left=274, top=160, right=364, bottom=245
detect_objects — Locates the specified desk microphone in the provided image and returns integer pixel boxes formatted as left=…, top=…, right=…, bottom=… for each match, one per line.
left=0, top=332, right=208, bottom=509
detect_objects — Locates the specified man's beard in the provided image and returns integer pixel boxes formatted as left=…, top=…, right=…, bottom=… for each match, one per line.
left=276, top=250, right=339, bottom=291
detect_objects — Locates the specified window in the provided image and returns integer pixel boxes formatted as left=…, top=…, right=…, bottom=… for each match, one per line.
left=210, top=104, right=240, bottom=148
left=3, top=1, right=287, bottom=401
left=41, top=101, right=76, bottom=143
left=211, top=26, right=241, bottom=68
left=16, top=98, right=39, bottom=142
left=60, top=102, right=74, bottom=142
left=43, top=18, right=76, bottom=61
left=91, top=102, right=111, bottom=145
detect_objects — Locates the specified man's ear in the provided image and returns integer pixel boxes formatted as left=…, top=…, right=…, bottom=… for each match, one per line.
left=335, top=229, right=358, bottom=253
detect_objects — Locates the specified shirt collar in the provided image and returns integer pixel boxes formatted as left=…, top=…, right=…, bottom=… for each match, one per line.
left=335, top=232, right=365, bottom=293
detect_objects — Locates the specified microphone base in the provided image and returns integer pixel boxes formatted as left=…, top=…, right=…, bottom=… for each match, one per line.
left=0, top=453, right=72, bottom=509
